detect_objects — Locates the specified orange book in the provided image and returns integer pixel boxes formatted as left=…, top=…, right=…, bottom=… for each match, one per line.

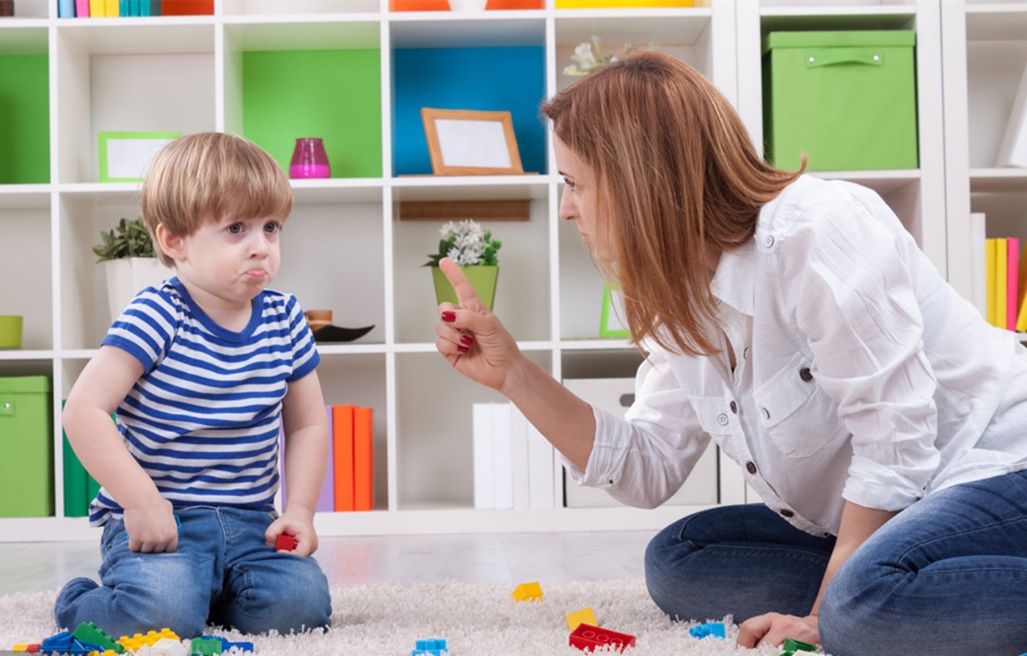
left=331, top=405, right=355, bottom=511
left=354, top=407, right=374, bottom=511
left=391, top=0, right=448, bottom=9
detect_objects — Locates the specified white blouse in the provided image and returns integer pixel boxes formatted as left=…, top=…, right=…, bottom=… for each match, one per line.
left=566, top=175, right=1027, bottom=536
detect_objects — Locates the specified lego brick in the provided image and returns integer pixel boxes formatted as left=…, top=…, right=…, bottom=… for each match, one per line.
left=276, top=534, right=298, bottom=551
left=511, top=581, right=542, bottom=602
left=689, top=622, right=726, bottom=639
left=73, top=621, right=123, bottom=653
left=783, top=637, right=816, bottom=652
left=569, top=623, right=636, bottom=653
left=412, top=637, right=448, bottom=655
left=566, top=607, right=598, bottom=631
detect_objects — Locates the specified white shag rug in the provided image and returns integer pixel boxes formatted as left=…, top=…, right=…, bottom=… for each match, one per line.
left=0, top=580, right=821, bottom=655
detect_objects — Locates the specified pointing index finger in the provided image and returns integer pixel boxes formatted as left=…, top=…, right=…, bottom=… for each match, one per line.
left=440, top=257, right=485, bottom=310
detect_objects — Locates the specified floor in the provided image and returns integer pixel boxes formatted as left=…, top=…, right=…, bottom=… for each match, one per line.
left=0, top=531, right=654, bottom=596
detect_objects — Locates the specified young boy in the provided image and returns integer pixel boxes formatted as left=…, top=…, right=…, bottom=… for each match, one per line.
left=57, top=132, right=333, bottom=638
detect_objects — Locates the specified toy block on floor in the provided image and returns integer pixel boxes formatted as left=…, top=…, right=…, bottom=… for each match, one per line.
left=73, top=621, right=124, bottom=653
left=511, top=581, right=543, bottom=602
left=566, top=607, right=598, bottom=631
left=119, top=628, right=180, bottom=651
left=276, top=534, right=298, bottom=551
left=783, top=637, right=816, bottom=652
left=412, top=637, right=448, bottom=655
left=190, top=636, right=223, bottom=655
left=689, top=621, right=726, bottom=639
left=569, top=623, right=636, bottom=653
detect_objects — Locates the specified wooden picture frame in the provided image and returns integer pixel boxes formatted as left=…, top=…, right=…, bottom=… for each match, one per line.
left=98, top=131, right=181, bottom=183
left=420, top=108, right=523, bottom=175
left=599, top=283, right=631, bottom=338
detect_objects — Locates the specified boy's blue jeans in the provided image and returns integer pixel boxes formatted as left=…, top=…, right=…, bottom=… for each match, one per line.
left=54, top=506, right=332, bottom=638
left=645, top=470, right=1027, bottom=656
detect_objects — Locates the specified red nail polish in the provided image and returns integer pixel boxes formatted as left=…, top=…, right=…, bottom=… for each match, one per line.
left=441, top=311, right=456, bottom=322
left=460, top=334, right=474, bottom=346
left=457, top=345, right=469, bottom=353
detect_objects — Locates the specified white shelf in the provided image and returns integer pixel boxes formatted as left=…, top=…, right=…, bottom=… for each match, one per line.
left=0, top=0, right=972, bottom=539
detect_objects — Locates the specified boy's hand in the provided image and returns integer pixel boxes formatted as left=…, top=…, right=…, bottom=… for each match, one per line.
left=267, top=510, right=318, bottom=557
left=123, top=497, right=178, bottom=553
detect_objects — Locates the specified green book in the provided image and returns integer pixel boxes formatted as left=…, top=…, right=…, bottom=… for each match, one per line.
left=61, top=400, right=108, bottom=517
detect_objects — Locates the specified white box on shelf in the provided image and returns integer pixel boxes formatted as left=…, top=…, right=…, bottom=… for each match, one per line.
left=969, top=213, right=988, bottom=319
left=996, top=64, right=1027, bottom=168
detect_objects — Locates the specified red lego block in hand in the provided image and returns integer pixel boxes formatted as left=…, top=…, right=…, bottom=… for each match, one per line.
left=275, top=534, right=298, bottom=551
left=569, top=623, right=636, bottom=652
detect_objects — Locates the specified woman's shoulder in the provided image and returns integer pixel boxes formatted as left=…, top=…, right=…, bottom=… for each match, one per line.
left=760, top=175, right=897, bottom=238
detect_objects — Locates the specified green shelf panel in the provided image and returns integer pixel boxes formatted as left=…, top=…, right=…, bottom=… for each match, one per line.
left=0, top=54, right=50, bottom=184
left=242, top=49, right=382, bottom=179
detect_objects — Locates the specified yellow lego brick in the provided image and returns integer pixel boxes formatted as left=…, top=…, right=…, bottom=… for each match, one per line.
left=566, top=606, right=598, bottom=630
left=511, top=581, right=543, bottom=602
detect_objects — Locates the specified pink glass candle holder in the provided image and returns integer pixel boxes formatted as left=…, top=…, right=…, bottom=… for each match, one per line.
left=289, top=137, right=331, bottom=179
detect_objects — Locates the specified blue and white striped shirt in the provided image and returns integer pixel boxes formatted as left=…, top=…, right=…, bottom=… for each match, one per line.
left=88, top=277, right=320, bottom=527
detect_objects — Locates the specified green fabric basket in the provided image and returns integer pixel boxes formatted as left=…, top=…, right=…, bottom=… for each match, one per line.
left=762, top=30, right=918, bottom=171
left=0, top=376, right=54, bottom=517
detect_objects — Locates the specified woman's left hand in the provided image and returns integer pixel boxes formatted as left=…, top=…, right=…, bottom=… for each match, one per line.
left=736, top=612, right=819, bottom=650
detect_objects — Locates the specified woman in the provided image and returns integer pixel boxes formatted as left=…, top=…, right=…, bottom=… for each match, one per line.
left=434, top=51, right=1027, bottom=656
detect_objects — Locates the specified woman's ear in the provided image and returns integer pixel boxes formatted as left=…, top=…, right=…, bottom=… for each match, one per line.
left=155, top=223, right=185, bottom=262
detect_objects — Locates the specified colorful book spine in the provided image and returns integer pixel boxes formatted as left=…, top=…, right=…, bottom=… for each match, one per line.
left=986, top=238, right=997, bottom=327
left=58, top=0, right=75, bottom=17
left=89, top=0, right=105, bottom=16
left=332, top=405, right=355, bottom=511
left=354, top=407, right=374, bottom=511
left=75, top=0, right=89, bottom=15
left=316, top=406, right=335, bottom=512
left=105, top=0, right=119, bottom=15
left=1008, top=238, right=1020, bottom=330
left=997, top=238, right=1008, bottom=329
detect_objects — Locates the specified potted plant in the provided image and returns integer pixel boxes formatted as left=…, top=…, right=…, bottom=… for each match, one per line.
left=94, top=217, right=172, bottom=323
left=424, top=219, right=502, bottom=311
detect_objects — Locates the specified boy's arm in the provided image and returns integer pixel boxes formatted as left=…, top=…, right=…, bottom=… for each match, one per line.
left=63, top=345, right=179, bottom=553
left=271, top=369, right=329, bottom=556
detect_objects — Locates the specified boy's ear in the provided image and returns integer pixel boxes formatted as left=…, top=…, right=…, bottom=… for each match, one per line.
left=155, top=223, right=185, bottom=262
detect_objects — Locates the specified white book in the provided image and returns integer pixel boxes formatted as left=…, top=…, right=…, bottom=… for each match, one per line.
left=509, top=405, right=531, bottom=510
left=527, top=422, right=556, bottom=510
left=492, top=403, right=514, bottom=510
left=472, top=403, right=495, bottom=510
left=970, top=212, right=988, bottom=318
left=997, top=63, right=1027, bottom=168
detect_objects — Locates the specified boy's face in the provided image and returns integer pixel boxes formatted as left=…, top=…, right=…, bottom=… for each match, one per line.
left=174, top=214, right=284, bottom=306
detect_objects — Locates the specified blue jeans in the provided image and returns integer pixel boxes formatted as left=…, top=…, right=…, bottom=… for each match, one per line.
left=645, top=470, right=1027, bottom=656
left=54, top=506, right=332, bottom=638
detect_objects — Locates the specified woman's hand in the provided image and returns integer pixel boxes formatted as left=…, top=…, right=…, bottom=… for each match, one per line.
left=434, top=257, right=522, bottom=394
left=736, top=612, right=819, bottom=650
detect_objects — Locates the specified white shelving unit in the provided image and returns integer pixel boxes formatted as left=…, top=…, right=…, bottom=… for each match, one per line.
left=941, top=0, right=1027, bottom=301
left=0, top=0, right=980, bottom=541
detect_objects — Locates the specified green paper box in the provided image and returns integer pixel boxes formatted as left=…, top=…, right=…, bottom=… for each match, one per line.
left=0, top=376, right=54, bottom=517
left=762, top=30, right=919, bottom=171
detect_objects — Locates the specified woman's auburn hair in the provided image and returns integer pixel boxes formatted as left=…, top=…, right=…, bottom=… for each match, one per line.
left=141, top=131, right=293, bottom=267
left=542, top=50, right=803, bottom=357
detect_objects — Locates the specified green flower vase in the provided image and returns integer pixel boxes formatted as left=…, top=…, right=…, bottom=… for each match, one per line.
left=432, top=265, right=498, bottom=311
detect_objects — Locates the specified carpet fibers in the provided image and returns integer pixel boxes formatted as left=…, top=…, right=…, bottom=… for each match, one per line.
left=0, top=580, right=814, bottom=655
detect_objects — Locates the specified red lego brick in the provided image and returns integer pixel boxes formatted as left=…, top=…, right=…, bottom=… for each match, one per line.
left=275, top=534, right=298, bottom=551
left=569, top=623, right=636, bottom=652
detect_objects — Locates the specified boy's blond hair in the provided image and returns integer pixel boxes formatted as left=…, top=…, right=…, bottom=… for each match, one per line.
left=141, top=132, right=293, bottom=267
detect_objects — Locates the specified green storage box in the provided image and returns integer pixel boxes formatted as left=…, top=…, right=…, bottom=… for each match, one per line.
left=762, top=30, right=918, bottom=171
left=0, top=376, right=54, bottom=517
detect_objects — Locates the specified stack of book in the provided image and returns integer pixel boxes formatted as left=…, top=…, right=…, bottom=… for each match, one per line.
left=971, top=210, right=1027, bottom=333
left=281, top=405, right=375, bottom=513
left=471, top=403, right=556, bottom=510
left=58, top=0, right=213, bottom=17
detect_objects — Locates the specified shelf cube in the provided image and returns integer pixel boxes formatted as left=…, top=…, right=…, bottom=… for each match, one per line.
left=762, top=30, right=918, bottom=171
